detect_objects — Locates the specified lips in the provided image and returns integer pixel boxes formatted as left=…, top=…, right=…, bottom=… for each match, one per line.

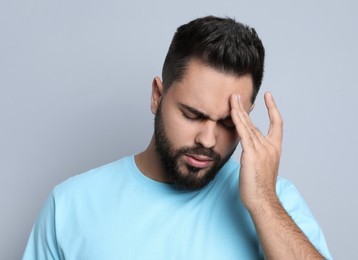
left=184, top=154, right=213, bottom=168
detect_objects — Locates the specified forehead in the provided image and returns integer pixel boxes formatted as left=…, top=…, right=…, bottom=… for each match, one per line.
left=166, top=60, right=253, bottom=117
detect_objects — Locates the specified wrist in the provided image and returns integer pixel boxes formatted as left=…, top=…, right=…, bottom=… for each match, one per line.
left=243, top=191, right=281, bottom=216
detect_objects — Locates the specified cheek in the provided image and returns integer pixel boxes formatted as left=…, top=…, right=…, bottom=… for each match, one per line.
left=162, top=110, right=197, bottom=147
left=216, top=130, right=239, bottom=154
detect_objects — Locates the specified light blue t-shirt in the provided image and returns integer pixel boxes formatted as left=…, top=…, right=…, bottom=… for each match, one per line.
left=23, top=156, right=332, bottom=259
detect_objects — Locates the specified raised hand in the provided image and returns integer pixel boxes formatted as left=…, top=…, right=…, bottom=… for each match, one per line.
left=230, top=92, right=283, bottom=211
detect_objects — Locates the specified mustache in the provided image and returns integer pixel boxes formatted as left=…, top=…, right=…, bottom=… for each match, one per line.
left=177, top=146, right=221, bottom=162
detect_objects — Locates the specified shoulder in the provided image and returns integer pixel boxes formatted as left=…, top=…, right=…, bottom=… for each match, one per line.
left=275, top=177, right=332, bottom=259
left=275, top=176, right=313, bottom=219
left=275, top=176, right=310, bottom=212
left=52, top=156, right=133, bottom=198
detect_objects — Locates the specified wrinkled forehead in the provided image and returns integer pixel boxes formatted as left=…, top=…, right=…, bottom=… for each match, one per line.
left=166, top=60, right=253, bottom=116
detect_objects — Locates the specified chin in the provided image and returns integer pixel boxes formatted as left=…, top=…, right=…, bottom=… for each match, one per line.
left=169, top=163, right=218, bottom=191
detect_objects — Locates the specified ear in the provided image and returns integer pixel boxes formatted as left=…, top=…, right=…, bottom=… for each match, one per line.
left=151, top=77, right=164, bottom=114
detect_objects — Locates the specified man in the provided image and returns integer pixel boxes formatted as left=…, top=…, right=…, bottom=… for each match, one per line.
left=23, top=16, right=332, bottom=259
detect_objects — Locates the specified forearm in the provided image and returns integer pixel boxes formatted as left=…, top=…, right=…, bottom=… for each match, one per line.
left=231, top=94, right=326, bottom=259
left=248, top=195, right=324, bottom=260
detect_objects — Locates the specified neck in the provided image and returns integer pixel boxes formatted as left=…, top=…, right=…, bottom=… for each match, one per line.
left=135, top=135, right=171, bottom=183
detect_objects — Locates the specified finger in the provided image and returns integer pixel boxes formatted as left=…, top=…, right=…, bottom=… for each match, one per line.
left=230, top=96, right=250, bottom=140
left=230, top=95, right=254, bottom=150
left=238, top=100, right=267, bottom=145
left=234, top=94, right=266, bottom=145
left=265, top=92, right=283, bottom=143
left=230, top=94, right=263, bottom=149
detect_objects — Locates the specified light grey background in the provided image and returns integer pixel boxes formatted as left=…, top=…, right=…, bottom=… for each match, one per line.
left=1, top=0, right=357, bottom=259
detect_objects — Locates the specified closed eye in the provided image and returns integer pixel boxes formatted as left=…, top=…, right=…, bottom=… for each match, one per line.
left=178, top=103, right=209, bottom=121
left=178, top=103, right=235, bottom=130
left=182, top=112, right=204, bottom=121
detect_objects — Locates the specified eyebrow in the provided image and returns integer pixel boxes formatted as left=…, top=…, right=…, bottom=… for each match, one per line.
left=177, top=103, right=232, bottom=122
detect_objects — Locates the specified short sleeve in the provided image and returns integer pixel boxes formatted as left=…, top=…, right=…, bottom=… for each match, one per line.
left=276, top=177, right=333, bottom=260
left=22, top=193, right=61, bottom=260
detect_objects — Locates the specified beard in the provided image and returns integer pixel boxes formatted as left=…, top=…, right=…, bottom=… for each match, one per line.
left=154, top=102, right=235, bottom=191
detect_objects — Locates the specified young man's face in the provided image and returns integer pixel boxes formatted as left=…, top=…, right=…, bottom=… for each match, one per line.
left=152, top=59, right=254, bottom=190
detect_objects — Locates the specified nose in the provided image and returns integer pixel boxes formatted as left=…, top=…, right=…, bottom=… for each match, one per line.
left=194, top=121, right=217, bottom=149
